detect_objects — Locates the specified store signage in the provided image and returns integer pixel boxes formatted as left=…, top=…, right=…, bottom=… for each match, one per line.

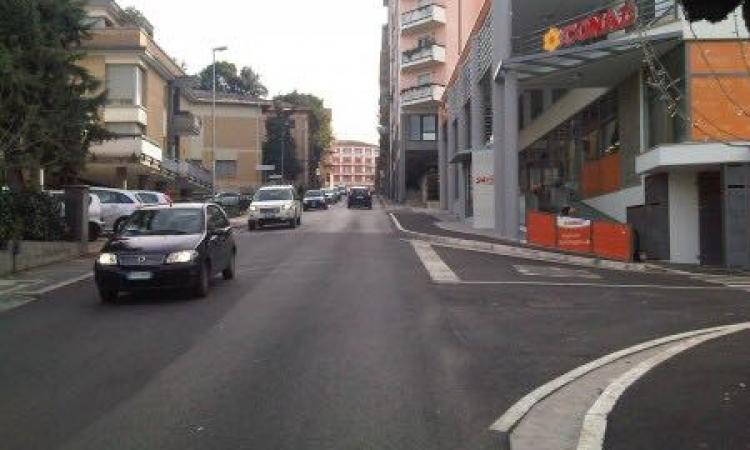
left=543, top=2, right=638, bottom=52
left=474, top=176, right=495, bottom=186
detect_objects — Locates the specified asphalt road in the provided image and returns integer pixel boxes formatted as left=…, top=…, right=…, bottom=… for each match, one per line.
left=2, top=203, right=750, bottom=450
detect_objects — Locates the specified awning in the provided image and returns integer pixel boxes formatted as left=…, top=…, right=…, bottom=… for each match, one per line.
left=636, top=142, right=750, bottom=174
left=450, top=150, right=473, bottom=164
left=496, top=30, right=682, bottom=89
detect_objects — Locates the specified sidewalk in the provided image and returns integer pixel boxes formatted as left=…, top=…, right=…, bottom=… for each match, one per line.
left=605, top=329, right=750, bottom=449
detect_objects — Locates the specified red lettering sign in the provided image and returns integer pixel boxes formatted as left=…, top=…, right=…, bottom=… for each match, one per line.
left=546, top=2, right=637, bottom=51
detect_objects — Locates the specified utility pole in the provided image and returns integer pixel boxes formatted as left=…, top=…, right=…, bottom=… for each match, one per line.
left=211, top=45, right=228, bottom=195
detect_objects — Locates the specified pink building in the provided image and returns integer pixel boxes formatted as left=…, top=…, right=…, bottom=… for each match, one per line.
left=328, top=141, right=380, bottom=188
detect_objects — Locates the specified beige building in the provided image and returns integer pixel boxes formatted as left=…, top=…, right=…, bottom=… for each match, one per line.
left=327, top=141, right=380, bottom=189
left=80, top=0, right=211, bottom=196
left=183, top=90, right=268, bottom=193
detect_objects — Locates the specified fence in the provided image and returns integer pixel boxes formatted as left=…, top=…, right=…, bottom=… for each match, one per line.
left=526, top=210, right=634, bottom=262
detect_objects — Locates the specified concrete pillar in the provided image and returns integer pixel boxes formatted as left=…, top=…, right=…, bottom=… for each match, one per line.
left=115, top=166, right=128, bottom=190
left=471, top=70, right=485, bottom=150
left=492, top=82, right=506, bottom=235
left=398, top=134, right=407, bottom=203
left=503, top=71, right=521, bottom=240
left=446, top=116, right=457, bottom=213
left=63, top=185, right=89, bottom=249
left=438, top=122, right=449, bottom=210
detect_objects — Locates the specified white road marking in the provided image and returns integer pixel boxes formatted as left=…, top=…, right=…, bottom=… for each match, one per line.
left=577, top=322, right=750, bottom=450
left=490, top=322, right=750, bottom=440
left=22, top=272, right=94, bottom=295
left=389, top=212, right=407, bottom=232
left=446, top=280, right=733, bottom=290
left=514, top=265, right=603, bottom=280
left=409, top=240, right=460, bottom=284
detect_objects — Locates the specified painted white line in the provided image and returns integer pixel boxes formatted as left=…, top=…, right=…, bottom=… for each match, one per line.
left=23, top=272, right=94, bottom=296
left=489, top=322, right=750, bottom=437
left=389, top=212, right=407, bottom=232
left=577, top=322, right=750, bottom=450
left=445, top=280, right=731, bottom=290
left=410, top=240, right=460, bottom=284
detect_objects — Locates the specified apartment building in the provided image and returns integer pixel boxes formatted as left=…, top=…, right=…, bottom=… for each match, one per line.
left=80, top=0, right=212, bottom=197
left=182, top=90, right=268, bottom=193
left=384, top=0, right=458, bottom=205
left=326, top=141, right=380, bottom=189
left=439, top=0, right=750, bottom=268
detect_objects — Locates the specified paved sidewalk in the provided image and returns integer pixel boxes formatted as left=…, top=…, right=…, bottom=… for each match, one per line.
left=606, top=330, right=750, bottom=449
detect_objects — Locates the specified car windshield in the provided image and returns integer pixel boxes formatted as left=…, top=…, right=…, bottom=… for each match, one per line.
left=121, top=209, right=204, bottom=236
left=305, top=191, right=323, bottom=198
left=254, top=189, right=293, bottom=202
left=351, top=189, right=368, bottom=196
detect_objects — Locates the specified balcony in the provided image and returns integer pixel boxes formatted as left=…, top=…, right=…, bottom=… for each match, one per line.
left=401, top=3, right=446, bottom=34
left=104, top=105, right=148, bottom=127
left=173, top=111, right=202, bottom=136
left=89, top=135, right=163, bottom=163
left=401, top=83, right=445, bottom=108
left=401, top=44, right=446, bottom=71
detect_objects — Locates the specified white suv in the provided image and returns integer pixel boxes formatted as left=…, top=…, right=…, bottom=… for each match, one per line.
left=90, top=188, right=144, bottom=232
left=247, top=186, right=302, bottom=230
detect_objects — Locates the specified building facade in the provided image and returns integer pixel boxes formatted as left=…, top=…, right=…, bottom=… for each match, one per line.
left=326, top=141, right=380, bottom=189
left=438, top=0, right=750, bottom=268
left=80, top=0, right=212, bottom=197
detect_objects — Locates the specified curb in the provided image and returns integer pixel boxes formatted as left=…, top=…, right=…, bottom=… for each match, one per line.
left=389, top=213, right=648, bottom=273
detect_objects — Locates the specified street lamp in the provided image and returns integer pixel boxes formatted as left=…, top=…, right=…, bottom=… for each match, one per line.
left=276, top=105, right=293, bottom=184
left=211, top=45, right=228, bottom=195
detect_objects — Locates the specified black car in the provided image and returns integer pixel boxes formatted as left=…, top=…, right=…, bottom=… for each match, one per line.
left=94, top=204, right=236, bottom=302
left=347, top=187, right=373, bottom=209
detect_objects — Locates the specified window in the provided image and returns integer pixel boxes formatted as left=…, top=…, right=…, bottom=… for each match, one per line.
left=105, top=65, right=146, bottom=107
left=408, top=114, right=437, bottom=141
left=136, top=193, right=160, bottom=204
left=531, top=90, right=544, bottom=120
left=123, top=209, right=205, bottom=236
left=215, top=160, right=237, bottom=179
left=92, top=190, right=135, bottom=205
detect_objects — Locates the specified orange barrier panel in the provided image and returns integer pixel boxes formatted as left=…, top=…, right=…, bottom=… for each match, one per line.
left=557, top=217, right=593, bottom=254
left=592, top=222, right=633, bottom=262
left=527, top=211, right=557, bottom=248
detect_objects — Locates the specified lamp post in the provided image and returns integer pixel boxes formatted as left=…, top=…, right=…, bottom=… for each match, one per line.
left=277, top=105, right=293, bottom=183
left=211, top=45, right=228, bottom=196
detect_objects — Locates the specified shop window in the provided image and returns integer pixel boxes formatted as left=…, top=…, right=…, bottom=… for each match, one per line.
left=531, top=90, right=544, bottom=120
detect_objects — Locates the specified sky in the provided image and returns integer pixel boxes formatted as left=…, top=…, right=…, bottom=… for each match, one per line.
left=123, top=0, right=386, bottom=145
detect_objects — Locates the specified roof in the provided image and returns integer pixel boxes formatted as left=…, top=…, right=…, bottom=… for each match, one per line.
left=334, top=140, right=379, bottom=148
left=186, top=88, right=269, bottom=106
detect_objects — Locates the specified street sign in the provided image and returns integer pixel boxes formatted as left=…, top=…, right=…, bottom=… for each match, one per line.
left=257, top=164, right=275, bottom=171
left=268, top=174, right=283, bottom=180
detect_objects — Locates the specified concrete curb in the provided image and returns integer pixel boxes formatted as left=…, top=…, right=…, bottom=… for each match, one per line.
left=488, top=322, right=750, bottom=449
left=389, top=213, right=648, bottom=273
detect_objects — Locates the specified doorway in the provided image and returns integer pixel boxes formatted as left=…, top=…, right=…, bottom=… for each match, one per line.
left=698, top=171, right=724, bottom=266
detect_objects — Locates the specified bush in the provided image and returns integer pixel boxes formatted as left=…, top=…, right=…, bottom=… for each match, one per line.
left=0, top=192, right=67, bottom=242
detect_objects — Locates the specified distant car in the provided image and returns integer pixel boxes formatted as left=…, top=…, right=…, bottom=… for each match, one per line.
left=337, top=186, right=347, bottom=197
left=323, top=188, right=338, bottom=204
left=348, top=187, right=373, bottom=209
left=94, top=203, right=236, bottom=302
left=213, top=192, right=241, bottom=208
left=89, top=188, right=145, bottom=234
left=134, top=190, right=172, bottom=206
left=47, top=191, right=106, bottom=241
left=247, top=185, right=302, bottom=230
left=303, top=190, right=328, bottom=211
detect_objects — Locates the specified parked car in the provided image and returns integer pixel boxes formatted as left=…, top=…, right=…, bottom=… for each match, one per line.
left=323, top=188, right=338, bottom=204
left=134, top=190, right=172, bottom=205
left=47, top=191, right=106, bottom=241
left=94, top=203, right=236, bottom=302
left=247, top=185, right=302, bottom=230
left=213, top=192, right=241, bottom=208
left=347, top=187, right=373, bottom=209
left=90, top=188, right=144, bottom=233
left=303, top=190, right=328, bottom=211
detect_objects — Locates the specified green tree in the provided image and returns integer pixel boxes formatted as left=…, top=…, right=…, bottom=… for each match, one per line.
left=273, top=91, right=334, bottom=185
left=679, top=0, right=750, bottom=31
left=262, top=112, right=301, bottom=182
left=0, top=0, right=110, bottom=191
left=197, top=61, right=268, bottom=97
left=122, top=6, right=153, bottom=36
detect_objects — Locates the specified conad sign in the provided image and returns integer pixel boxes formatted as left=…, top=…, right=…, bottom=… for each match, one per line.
left=526, top=211, right=634, bottom=262
left=543, top=2, right=638, bottom=52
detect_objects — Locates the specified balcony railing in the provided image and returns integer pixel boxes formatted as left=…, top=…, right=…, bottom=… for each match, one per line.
left=401, top=3, right=446, bottom=33
left=401, top=83, right=446, bottom=107
left=173, top=111, right=202, bottom=136
left=401, top=44, right=446, bottom=70
left=512, top=0, right=678, bottom=56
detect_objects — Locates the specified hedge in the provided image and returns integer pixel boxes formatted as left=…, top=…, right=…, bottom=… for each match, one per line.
left=0, top=192, right=68, bottom=243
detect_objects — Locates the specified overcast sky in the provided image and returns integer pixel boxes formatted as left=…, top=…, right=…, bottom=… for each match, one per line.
left=123, top=0, right=386, bottom=145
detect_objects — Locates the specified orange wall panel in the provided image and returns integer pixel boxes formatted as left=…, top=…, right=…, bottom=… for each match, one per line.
left=691, top=76, right=750, bottom=140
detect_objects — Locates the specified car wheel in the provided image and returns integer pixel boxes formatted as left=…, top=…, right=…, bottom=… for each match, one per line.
left=297, top=216, right=302, bottom=226
left=99, top=287, right=118, bottom=303
left=248, top=222, right=257, bottom=231
left=88, top=223, right=101, bottom=242
left=196, top=261, right=211, bottom=298
left=223, top=252, right=236, bottom=281
left=289, top=218, right=297, bottom=229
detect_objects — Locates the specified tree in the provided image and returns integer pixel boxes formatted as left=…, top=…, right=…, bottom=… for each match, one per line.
left=262, top=111, right=301, bottom=182
left=122, top=6, right=153, bottom=36
left=197, top=61, right=268, bottom=98
left=0, top=0, right=110, bottom=191
left=273, top=91, right=334, bottom=186
left=679, top=0, right=750, bottom=31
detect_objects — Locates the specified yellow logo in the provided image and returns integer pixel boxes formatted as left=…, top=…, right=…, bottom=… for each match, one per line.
left=543, top=27, right=562, bottom=52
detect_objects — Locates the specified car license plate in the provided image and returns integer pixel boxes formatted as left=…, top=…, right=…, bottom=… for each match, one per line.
left=357, top=196, right=364, bottom=199
left=262, top=213, right=274, bottom=219
left=127, top=271, right=153, bottom=281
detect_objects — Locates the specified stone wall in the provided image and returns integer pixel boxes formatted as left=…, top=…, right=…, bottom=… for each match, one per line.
left=0, top=241, right=83, bottom=277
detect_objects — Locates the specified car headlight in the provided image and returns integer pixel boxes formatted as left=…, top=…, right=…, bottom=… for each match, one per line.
left=165, top=250, right=199, bottom=264
left=98, top=253, right=118, bottom=266
left=281, top=204, right=292, bottom=210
